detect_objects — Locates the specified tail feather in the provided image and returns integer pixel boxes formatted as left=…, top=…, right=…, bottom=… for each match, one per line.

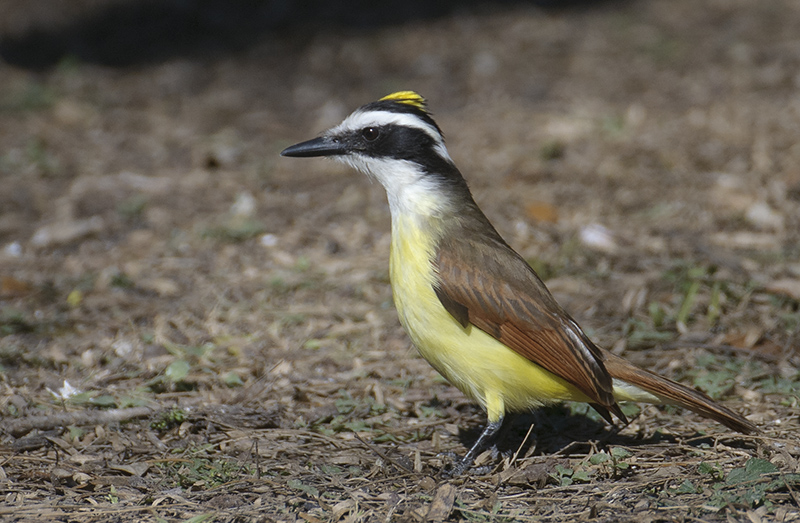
left=603, top=352, right=758, bottom=434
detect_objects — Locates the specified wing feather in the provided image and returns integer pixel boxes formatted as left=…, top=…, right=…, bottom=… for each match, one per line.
left=434, top=233, right=622, bottom=418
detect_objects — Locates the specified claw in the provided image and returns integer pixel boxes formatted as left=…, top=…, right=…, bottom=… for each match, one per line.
left=447, top=418, right=504, bottom=476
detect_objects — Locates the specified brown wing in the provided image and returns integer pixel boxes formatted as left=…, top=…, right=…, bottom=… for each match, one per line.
left=433, top=231, right=624, bottom=421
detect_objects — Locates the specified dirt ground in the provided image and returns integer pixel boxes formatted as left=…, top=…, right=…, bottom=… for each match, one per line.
left=1, top=0, right=799, bottom=521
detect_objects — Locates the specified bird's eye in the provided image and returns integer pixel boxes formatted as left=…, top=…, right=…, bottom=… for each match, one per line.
left=361, top=127, right=380, bottom=141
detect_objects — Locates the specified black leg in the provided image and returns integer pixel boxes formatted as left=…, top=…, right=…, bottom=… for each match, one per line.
left=450, top=417, right=504, bottom=476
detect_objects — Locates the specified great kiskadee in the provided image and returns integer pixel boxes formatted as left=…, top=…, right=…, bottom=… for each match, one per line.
left=281, top=91, right=757, bottom=474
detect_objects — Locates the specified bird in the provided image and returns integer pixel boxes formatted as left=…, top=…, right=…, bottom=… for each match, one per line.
left=280, top=91, right=758, bottom=475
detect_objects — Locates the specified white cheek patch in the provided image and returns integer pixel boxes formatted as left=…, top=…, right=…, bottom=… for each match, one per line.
left=334, top=154, right=448, bottom=218
left=336, top=154, right=421, bottom=189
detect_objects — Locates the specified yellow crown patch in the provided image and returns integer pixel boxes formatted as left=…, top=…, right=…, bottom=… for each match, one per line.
left=379, top=91, right=427, bottom=111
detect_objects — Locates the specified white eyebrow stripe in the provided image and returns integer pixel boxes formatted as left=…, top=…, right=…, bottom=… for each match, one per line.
left=332, top=109, right=445, bottom=148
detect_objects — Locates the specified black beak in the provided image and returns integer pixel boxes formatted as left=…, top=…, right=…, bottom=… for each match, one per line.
left=280, top=136, right=347, bottom=158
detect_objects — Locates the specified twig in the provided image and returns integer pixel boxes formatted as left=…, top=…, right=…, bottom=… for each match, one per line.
left=509, top=422, right=536, bottom=469
left=4, top=407, right=153, bottom=438
left=780, top=470, right=800, bottom=508
left=353, top=432, right=412, bottom=472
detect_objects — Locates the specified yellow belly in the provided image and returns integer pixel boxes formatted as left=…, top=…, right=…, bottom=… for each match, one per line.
left=389, top=214, right=591, bottom=423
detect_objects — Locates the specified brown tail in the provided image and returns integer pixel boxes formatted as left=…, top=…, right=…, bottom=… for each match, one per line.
left=603, top=352, right=758, bottom=434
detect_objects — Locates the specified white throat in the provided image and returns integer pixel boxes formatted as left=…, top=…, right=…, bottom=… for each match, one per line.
left=337, top=154, right=451, bottom=221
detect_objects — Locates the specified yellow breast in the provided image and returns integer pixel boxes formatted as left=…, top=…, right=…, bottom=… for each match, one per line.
left=388, top=214, right=589, bottom=422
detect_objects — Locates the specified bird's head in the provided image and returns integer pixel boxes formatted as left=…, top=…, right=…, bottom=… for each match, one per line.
left=281, top=92, right=465, bottom=212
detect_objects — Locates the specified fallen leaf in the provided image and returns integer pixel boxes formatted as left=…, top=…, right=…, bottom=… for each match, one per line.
left=426, top=483, right=457, bottom=522
left=0, top=276, right=32, bottom=298
left=525, top=201, right=559, bottom=223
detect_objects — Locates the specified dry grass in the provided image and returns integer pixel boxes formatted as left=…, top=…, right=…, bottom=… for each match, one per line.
left=1, top=0, right=799, bottom=521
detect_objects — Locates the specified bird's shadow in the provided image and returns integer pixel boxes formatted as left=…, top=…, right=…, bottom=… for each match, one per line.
left=455, top=404, right=704, bottom=459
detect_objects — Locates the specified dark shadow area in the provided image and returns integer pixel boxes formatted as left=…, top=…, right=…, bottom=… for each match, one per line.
left=459, top=405, right=759, bottom=464
left=0, top=0, right=628, bottom=69
left=512, top=406, right=674, bottom=455
left=457, top=405, right=681, bottom=461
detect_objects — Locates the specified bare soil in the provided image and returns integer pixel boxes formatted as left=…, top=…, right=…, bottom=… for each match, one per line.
left=1, top=1, right=799, bottom=521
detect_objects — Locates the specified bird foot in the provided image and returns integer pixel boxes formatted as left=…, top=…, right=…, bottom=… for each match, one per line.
left=441, top=443, right=500, bottom=477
